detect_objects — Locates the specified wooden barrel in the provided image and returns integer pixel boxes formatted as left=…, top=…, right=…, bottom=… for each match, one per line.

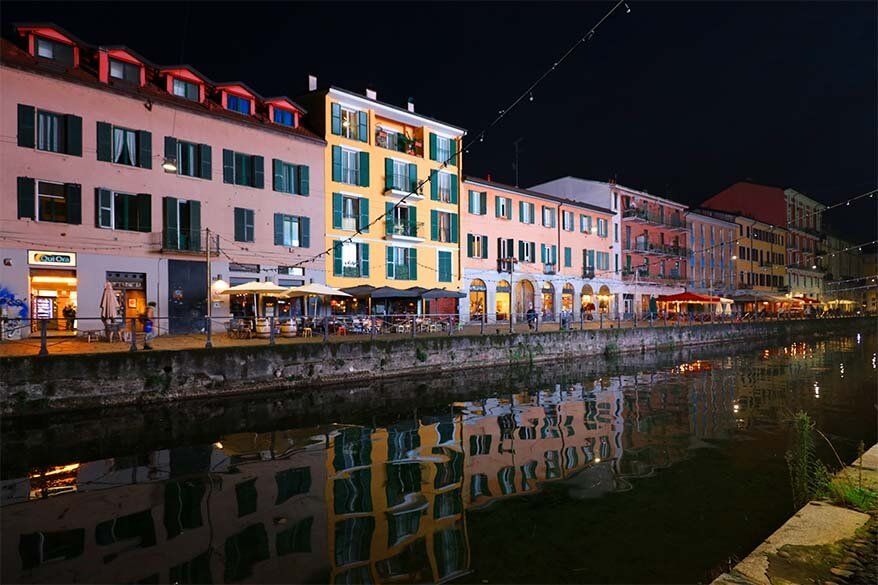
left=255, top=318, right=271, bottom=338
left=280, top=322, right=296, bottom=338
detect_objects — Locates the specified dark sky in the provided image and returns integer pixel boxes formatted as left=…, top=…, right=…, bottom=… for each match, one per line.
left=4, top=1, right=876, bottom=242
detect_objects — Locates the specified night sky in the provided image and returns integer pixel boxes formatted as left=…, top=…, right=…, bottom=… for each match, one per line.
left=3, top=1, right=876, bottom=242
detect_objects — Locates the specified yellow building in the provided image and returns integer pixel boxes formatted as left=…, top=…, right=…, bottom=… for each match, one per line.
left=299, top=82, right=466, bottom=310
left=732, top=216, right=788, bottom=293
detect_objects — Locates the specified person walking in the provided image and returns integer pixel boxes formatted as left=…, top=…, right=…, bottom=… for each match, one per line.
left=526, top=304, right=537, bottom=331
left=139, top=302, right=156, bottom=350
left=62, top=304, right=76, bottom=332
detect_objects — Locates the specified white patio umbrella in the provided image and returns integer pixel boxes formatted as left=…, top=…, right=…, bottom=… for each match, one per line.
left=283, top=283, right=351, bottom=316
left=100, top=281, right=119, bottom=323
left=218, top=281, right=289, bottom=317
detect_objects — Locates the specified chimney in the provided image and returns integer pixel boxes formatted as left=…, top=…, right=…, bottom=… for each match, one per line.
left=366, top=87, right=377, bottom=100
left=487, top=173, right=493, bottom=182
left=407, top=97, right=415, bottom=112
left=308, top=74, right=317, bottom=91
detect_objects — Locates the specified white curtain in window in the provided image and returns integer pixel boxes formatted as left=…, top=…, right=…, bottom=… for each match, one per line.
left=126, top=131, right=137, bottom=166
left=113, top=128, right=125, bottom=163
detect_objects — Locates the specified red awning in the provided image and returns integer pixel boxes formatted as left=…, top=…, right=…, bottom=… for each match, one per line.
left=656, top=292, right=722, bottom=303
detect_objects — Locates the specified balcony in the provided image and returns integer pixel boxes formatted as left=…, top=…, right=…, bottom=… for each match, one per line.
left=339, top=265, right=366, bottom=278
left=622, top=208, right=688, bottom=231
left=160, top=229, right=219, bottom=255
left=622, top=268, right=685, bottom=284
left=497, top=258, right=517, bottom=273
left=390, top=264, right=413, bottom=281
left=626, top=239, right=687, bottom=258
left=375, top=129, right=423, bottom=158
left=582, top=266, right=595, bottom=279
left=385, top=219, right=424, bottom=242
left=789, top=223, right=824, bottom=239
left=543, top=263, right=557, bottom=275
left=384, top=173, right=424, bottom=200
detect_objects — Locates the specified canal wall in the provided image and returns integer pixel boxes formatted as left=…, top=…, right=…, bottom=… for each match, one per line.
left=1, top=317, right=873, bottom=415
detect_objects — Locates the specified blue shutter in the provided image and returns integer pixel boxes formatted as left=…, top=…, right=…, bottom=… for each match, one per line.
left=234, top=208, right=245, bottom=241
left=385, top=202, right=395, bottom=234
left=430, top=210, right=439, bottom=241
left=333, top=241, right=343, bottom=276
left=408, top=206, right=417, bottom=237
left=297, top=165, right=309, bottom=195
left=199, top=144, right=212, bottom=179
left=408, top=163, right=418, bottom=191
left=409, top=248, right=417, bottom=280
left=331, top=146, right=342, bottom=182
left=223, top=149, right=234, bottom=183
left=357, top=110, right=368, bottom=142
left=359, top=198, right=369, bottom=233
left=384, top=158, right=394, bottom=190
left=274, top=214, right=284, bottom=246
left=429, top=133, right=437, bottom=161
left=273, top=159, right=283, bottom=192
left=137, top=131, right=152, bottom=169
left=360, top=243, right=370, bottom=277
left=449, top=176, right=458, bottom=204
left=541, top=243, right=547, bottom=264
left=358, top=151, right=369, bottom=186
left=450, top=213, right=459, bottom=244
left=430, top=171, right=438, bottom=200
left=386, top=246, right=395, bottom=279
left=332, top=193, right=343, bottom=229
left=252, top=156, right=264, bottom=188
left=331, top=103, right=341, bottom=135
left=300, top=217, right=310, bottom=247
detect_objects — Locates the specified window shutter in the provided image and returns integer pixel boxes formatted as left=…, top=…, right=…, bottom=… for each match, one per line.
left=467, top=234, right=474, bottom=258
left=222, top=149, right=234, bottom=183
left=479, top=192, right=487, bottom=215
left=199, top=144, right=212, bottom=179
left=188, top=201, right=201, bottom=251
left=252, top=156, right=264, bottom=188
left=497, top=238, right=503, bottom=262
left=274, top=214, right=284, bottom=246
left=408, top=163, right=418, bottom=191
left=358, top=152, right=369, bottom=186
left=450, top=176, right=458, bottom=204
left=386, top=246, right=395, bottom=279
left=136, top=193, right=151, bottom=232
left=564, top=247, right=572, bottom=267
left=234, top=208, right=245, bottom=241
left=468, top=191, right=475, bottom=214
left=17, top=105, right=35, bottom=148
left=430, top=210, right=439, bottom=241
left=481, top=236, right=488, bottom=259
left=385, top=202, right=395, bottom=234
left=331, top=146, right=342, bottom=182
left=541, top=243, right=547, bottom=264
left=409, top=248, right=417, bottom=280
left=450, top=213, right=459, bottom=244
left=297, top=165, right=309, bottom=195
left=163, top=197, right=178, bottom=249
left=518, top=240, right=525, bottom=260
left=429, top=133, right=437, bottom=161
left=506, top=239, right=514, bottom=260
left=137, top=131, right=152, bottom=168
left=448, top=138, right=457, bottom=166
left=384, top=158, right=394, bottom=190
left=300, top=217, right=310, bottom=247
left=408, top=205, right=417, bottom=237
left=519, top=200, right=525, bottom=223
left=495, top=196, right=502, bottom=218
left=332, top=193, right=343, bottom=229
left=96, top=122, right=112, bottom=161
left=357, top=110, right=368, bottom=142
left=551, top=245, right=558, bottom=265
left=506, top=200, right=512, bottom=220
left=331, top=103, right=341, bottom=135
left=359, top=197, right=369, bottom=233
left=164, top=136, right=178, bottom=161
left=17, top=177, right=35, bottom=219
left=95, top=188, right=110, bottom=227
left=65, top=115, right=82, bottom=156
left=333, top=241, right=343, bottom=276
left=360, top=243, right=370, bottom=277
left=430, top=170, right=438, bottom=200
left=62, top=183, right=81, bottom=225
left=273, top=159, right=283, bottom=192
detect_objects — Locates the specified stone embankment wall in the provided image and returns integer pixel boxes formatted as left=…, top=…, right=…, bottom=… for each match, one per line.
left=1, top=317, right=873, bottom=415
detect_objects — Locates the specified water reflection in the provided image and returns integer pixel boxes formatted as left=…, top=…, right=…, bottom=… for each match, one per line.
left=1, top=334, right=875, bottom=584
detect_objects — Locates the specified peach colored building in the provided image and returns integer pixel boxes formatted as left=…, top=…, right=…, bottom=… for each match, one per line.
left=0, top=24, right=325, bottom=337
left=461, top=177, right=616, bottom=323
left=684, top=210, right=738, bottom=297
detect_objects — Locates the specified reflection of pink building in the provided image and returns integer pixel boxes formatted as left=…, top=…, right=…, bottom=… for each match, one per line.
left=0, top=25, right=325, bottom=336
left=461, top=177, right=616, bottom=322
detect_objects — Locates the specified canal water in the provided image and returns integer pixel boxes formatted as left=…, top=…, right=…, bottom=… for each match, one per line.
left=1, top=330, right=875, bottom=584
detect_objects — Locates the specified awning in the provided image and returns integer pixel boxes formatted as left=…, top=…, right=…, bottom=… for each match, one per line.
left=421, top=288, right=466, bottom=299
left=371, top=286, right=422, bottom=299
left=656, top=292, right=721, bottom=303
left=340, top=285, right=376, bottom=297
left=283, top=283, right=351, bottom=298
left=218, top=281, right=288, bottom=295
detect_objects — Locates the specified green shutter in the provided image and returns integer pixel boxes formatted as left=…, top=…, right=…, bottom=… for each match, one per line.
left=430, top=210, right=439, bottom=241
left=495, top=196, right=502, bottom=218
left=408, top=206, right=417, bottom=237
left=63, top=183, right=81, bottom=225
left=188, top=201, right=201, bottom=251
left=331, top=103, right=341, bottom=135
left=386, top=246, right=395, bottom=279
left=17, top=177, right=35, bottom=219
left=360, top=243, right=370, bottom=277
left=273, top=159, right=283, bottom=192
left=234, top=208, right=245, bottom=241
left=506, top=199, right=512, bottom=220
left=95, top=188, right=110, bottom=227
left=468, top=191, right=475, bottom=214
left=163, top=197, right=178, bottom=249
left=332, top=193, right=343, bottom=229
left=164, top=136, right=177, bottom=161
left=564, top=247, right=572, bottom=267
left=359, top=198, right=369, bottom=233
left=97, top=122, right=112, bottom=162
left=199, top=144, right=212, bottom=179
left=252, top=156, right=264, bottom=188
left=384, top=157, right=394, bottom=190
left=480, top=192, right=487, bottom=215
left=519, top=201, right=525, bottom=223
left=297, top=165, right=309, bottom=195
left=450, top=176, right=458, bottom=204
left=358, top=151, right=369, bottom=186
left=408, top=163, right=418, bottom=191
left=541, top=243, right=547, bottom=264
left=448, top=138, right=457, bottom=166
left=17, top=104, right=35, bottom=148
left=357, top=110, right=368, bottom=142
left=430, top=170, right=438, bottom=200
left=300, top=217, right=310, bottom=247
left=331, top=146, right=342, bottom=182
left=450, top=213, right=459, bottom=244
left=65, top=115, right=82, bottom=156
left=136, top=193, right=151, bottom=232
left=385, top=202, right=395, bottom=234
left=409, top=248, right=417, bottom=280
left=467, top=234, right=474, bottom=258
left=518, top=240, right=525, bottom=260
left=551, top=245, right=557, bottom=265
left=429, top=133, right=437, bottom=161
left=137, top=131, right=152, bottom=168
left=482, top=236, right=488, bottom=259
left=223, top=149, right=234, bottom=183
left=274, top=214, right=284, bottom=245
left=333, top=241, right=343, bottom=276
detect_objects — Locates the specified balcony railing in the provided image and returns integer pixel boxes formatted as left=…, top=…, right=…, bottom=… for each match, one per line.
left=622, top=208, right=687, bottom=230
left=161, top=229, right=219, bottom=254
left=340, top=265, right=366, bottom=278
left=375, top=130, right=423, bottom=157
left=497, top=258, right=517, bottom=272
left=622, top=268, right=684, bottom=283
left=386, top=173, right=417, bottom=193
left=543, top=263, right=557, bottom=275
left=582, top=266, right=595, bottom=279
left=390, top=264, right=413, bottom=280
left=626, top=240, right=687, bottom=257
left=385, top=219, right=422, bottom=238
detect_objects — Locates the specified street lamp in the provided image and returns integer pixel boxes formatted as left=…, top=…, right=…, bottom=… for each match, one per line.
left=162, top=157, right=178, bottom=173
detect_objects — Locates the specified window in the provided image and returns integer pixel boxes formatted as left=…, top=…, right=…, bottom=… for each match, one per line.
left=171, top=139, right=211, bottom=179
left=37, top=110, right=64, bottom=153
left=518, top=241, right=536, bottom=263
left=468, top=190, right=487, bottom=215
left=96, top=189, right=151, bottom=232
left=333, top=146, right=365, bottom=186
left=98, top=123, right=151, bottom=168
left=226, top=94, right=251, bottom=115
left=495, top=196, right=512, bottom=219
left=273, top=214, right=310, bottom=247
left=467, top=234, right=488, bottom=258
left=387, top=205, right=417, bottom=237
left=437, top=172, right=452, bottom=202
left=541, top=244, right=558, bottom=265
left=498, top=238, right=515, bottom=260
left=172, top=78, right=199, bottom=101
left=37, top=181, right=68, bottom=223
left=596, top=218, right=608, bottom=237
left=562, top=211, right=575, bottom=232
left=580, top=214, right=593, bottom=233
left=438, top=251, right=452, bottom=282
left=35, top=36, right=74, bottom=66
left=340, top=107, right=360, bottom=140
left=388, top=159, right=409, bottom=191
left=432, top=211, right=457, bottom=243
left=342, top=195, right=363, bottom=231
left=542, top=206, right=556, bottom=228
left=223, top=150, right=264, bottom=188
left=273, top=159, right=309, bottom=195
left=435, top=135, right=452, bottom=162
left=113, top=127, right=138, bottom=166
left=163, top=197, right=201, bottom=251
left=273, top=109, right=295, bottom=127
left=595, top=251, right=610, bottom=271
left=333, top=241, right=370, bottom=277
left=387, top=246, right=416, bottom=280
left=520, top=201, right=535, bottom=224
left=234, top=208, right=254, bottom=242
left=109, top=59, right=139, bottom=83
left=18, top=105, right=81, bottom=155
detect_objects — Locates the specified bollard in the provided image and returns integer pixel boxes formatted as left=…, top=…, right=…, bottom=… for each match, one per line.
left=205, top=315, right=213, bottom=348
left=323, top=316, right=328, bottom=342
left=269, top=316, right=276, bottom=346
left=129, top=317, right=138, bottom=352
left=38, top=319, right=49, bottom=356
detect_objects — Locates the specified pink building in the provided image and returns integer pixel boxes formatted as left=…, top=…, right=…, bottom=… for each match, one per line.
left=461, top=177, right=616, bottom=322
left=0, top=24, right=325, bottom=337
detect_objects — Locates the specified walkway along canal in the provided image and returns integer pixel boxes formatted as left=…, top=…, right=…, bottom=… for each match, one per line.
left=1, top=328, right=876, bottom=583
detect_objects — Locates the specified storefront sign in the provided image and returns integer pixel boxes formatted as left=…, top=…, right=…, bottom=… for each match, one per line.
left=28, top=250, right=76, bottom=267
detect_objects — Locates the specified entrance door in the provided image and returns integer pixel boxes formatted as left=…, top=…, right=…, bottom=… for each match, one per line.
left=167, top=260, right=207, bottom=334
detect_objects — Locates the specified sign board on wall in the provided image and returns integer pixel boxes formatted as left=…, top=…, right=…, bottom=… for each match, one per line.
left=28, top=250, right=77, bottom=267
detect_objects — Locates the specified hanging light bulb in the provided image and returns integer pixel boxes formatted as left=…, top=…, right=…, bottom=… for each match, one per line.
left=529, top=93, right=534, bottom=102
left=625, top=2, right=631, bottom=13
left=162, top=157, right=178, bottom=173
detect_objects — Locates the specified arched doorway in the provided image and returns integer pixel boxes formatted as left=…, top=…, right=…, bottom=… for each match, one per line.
left=541, top=282, right=555, bottom=320
left=468, top=279, right=486, bottom=320
left=581, top=284, right=595, bottom=318
left=495, top=280, right=511, bottom=321
left=598, top=285, right=612, bottom=314
left=561, top=283, right=575, bottom=313
left=515, top=279, right=535, bottom=317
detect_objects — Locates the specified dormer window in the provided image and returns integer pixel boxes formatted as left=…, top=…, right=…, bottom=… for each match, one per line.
left=172, top=78, right=199, bottom=101
left=34, top=36, right=74, bottom=66
left=274, top=109, right=295, bottom=126
left=109, top=58, right=140, bottom=84
left=227, top=94, right=251, bottom=115
left=266, top=98, right=303, bottom=129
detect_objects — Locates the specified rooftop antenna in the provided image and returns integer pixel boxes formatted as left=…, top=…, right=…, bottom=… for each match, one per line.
left=512, top=137, right=525, bottom=187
